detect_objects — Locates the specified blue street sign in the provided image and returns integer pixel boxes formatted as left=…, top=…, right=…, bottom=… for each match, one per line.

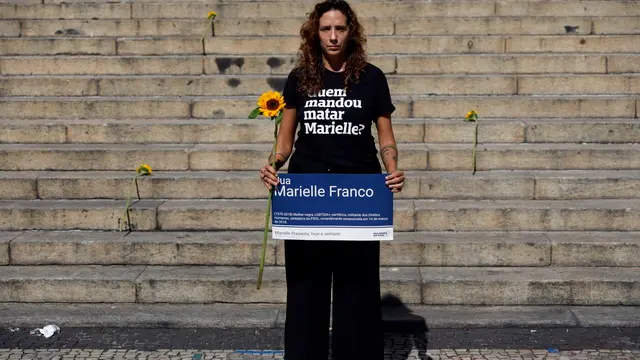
left=271, top=174, right=394, bottom=241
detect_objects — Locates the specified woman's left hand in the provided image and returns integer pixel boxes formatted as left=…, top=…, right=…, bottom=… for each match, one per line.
left=385, top=171, right=405, bottom=193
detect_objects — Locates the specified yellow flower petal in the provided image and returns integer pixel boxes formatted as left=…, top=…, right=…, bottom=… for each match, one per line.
left=207, top=11, right=217, bottom=19
left=257, top=91, right=286, bottom=118
left=465, top=110, right=478, bottom=120
left=137, top=164, right=152, bottom=175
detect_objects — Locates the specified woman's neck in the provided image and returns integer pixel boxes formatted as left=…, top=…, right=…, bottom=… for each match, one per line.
left=323, top=55, right=346, bottom=72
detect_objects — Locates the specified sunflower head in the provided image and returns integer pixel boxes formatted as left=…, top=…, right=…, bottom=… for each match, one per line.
left=257, top=91, right=286, bottom=119
left=207, top=11, right=217, bottom=19
left=465, top=110, right=479, bottom=121
left=136, top=164, right=152, bottom=176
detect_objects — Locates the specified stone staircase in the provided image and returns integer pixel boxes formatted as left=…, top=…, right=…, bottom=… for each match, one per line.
left=0, top=0, right=639, bottom=328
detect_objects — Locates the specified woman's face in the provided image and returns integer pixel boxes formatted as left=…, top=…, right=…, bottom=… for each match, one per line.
left=318, top=9, right=349, bottom=58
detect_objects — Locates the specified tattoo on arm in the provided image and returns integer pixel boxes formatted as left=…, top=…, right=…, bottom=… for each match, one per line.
left=381, top=144, right=397, bottom=157
left=269, top=151, right=290, bottom=170
left=380, top=144, right=398, bottom=163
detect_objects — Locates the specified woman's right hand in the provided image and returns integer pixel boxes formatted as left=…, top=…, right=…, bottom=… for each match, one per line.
left=259, top=164, right=279, bottom=189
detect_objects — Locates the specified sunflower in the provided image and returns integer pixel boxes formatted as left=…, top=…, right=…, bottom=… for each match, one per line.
left=462, top=110, right=479, bottom=175
left=257, top=91, right=286, bottom=118
left=136, top=164, right=152, bottom=175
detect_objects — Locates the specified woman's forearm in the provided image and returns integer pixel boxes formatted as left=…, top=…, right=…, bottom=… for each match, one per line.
left=270, top=138, right=293, bottom=170
left=268, top=108, right=297, bottom=171
left=380, top=143, right=398, bottom=173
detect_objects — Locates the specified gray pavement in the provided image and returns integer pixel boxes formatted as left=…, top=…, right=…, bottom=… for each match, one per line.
left=1, top=306, right=639, bottom=360
left=2, top=304, right=640, bottom=329
left=1, top=326, right=640, bottom=359
left=1, top=348, right=640, bottom=360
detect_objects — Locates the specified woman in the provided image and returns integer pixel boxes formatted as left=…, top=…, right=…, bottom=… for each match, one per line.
left=258, top=0, right=405, bottom=358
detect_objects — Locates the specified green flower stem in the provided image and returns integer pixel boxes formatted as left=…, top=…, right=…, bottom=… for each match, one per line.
left=472, top=120, right=478, bottom=175
left=257, top=120, right=279, bottom=290
left=121, top=175, right=140, bottom=231
left=203, top=16, right=215, bottom=38
left=135, top=176, right=141, bottom=200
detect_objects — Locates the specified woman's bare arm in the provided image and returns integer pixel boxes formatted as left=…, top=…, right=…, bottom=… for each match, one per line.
left=269, top=107, right=297, bottom=170
left=376, top=115, right=405, bottom=192
left=376, top=115, right=398, bottom=172
left=260, top=107, right=297, bottom=188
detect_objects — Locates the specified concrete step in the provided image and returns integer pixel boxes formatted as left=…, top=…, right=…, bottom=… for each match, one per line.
left=4, top=54, right=638, bottom=76
left=505, top=35, right=640, bottom=53
left=0, top=200, right=161, bottom=231
left=4, top=230, right=640, bottom=267
left=2, top=143, right=640, bottom=171
left=0, top=302, right=289, bottom=329
left=4, top=169, right=640, bottom=201
left=608, top=55, right=640, bottom=74
left=0, top=3, right=132, bottom=20
left=0, top=171, right=38, bottom=200
left=1, top=1, right=639, bottom=19
left=0, top=20, right=18, bottom=36
left=0, top=54, right=378, bottom=76
left=525, top=170, right=640, bottom=200
left=0, top=232, right=16, bottom=264
left=0, top=199, right=414, bottom=231
left=0, top=75, right=518, bottom=97
left=0, top=37, right=117, bottom=56
left=2, top=1, right=639, bottom=19
left=401, top=17, right=640, bottom=36
left=0, top=264, right=638, bottom=305
left=0, top=97, right=196, bottom=119
left=0, top=76, right=100, bottom=96
left=409, top=96, right=639, bottom=119
left=395, top=54, right=640, bottom=75
left=12, top=17, right=640, bottom=38
left=4, top=35, right=640, bottom=56
left=6, top=231, right=278, bottom=267
left=0, top=118, right=435, bottom=144
left=0, top=143, right=342, bottom=171
left=179, top=35, right=506, bottom=56
left=10, top=17, right=639, bottom=37
left=0, top=55, right=209, bottom=75
left=2, top=303, right=640, bottom=329
left=16, top=18, right=391, bottom=37
left=125, top=2, right=640, bottom=19
left=2, top=74, right=640, bottom=97
left=203, top=35, right=640, bottom=55
left=0, top=143, right=196, bottom=171
left=3, top=118, right=639, bottom=144
left=427, top=143, right=640, bottom=171
left=497, top=1, right=640, bottom=17
left=517, top=75, right=640, bottom=95
left=417, top=266, right=640, bottom=305
left=131, top=2, right=499, bottom=19
left=1, top=96, right=636, bottom=119
left=0, top=2, right=491, bottom=20
left=593, top=17, right=640, bottom=35
left=414, top=199, right=640, bottom=232
left=423, top=118, right=640, bottom=144
left=521, top=118, right=640, bottom=143
left=1, top=199, right=639, bottom=232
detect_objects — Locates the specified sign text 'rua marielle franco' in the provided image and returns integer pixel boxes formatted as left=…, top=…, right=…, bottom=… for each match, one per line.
left=271, top=174, right=393, bottom=241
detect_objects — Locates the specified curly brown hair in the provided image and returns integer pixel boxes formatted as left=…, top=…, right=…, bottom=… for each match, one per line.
left=294, top=0, right=367, bottom=96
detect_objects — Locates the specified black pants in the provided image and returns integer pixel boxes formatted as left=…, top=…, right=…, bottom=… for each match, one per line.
left=283, top=153, right=383, bottom=360
left=284, top=240, right=383, bottom=360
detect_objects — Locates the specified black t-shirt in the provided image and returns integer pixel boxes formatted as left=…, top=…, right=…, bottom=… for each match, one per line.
left=283, top=63, right=395, bottom=171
